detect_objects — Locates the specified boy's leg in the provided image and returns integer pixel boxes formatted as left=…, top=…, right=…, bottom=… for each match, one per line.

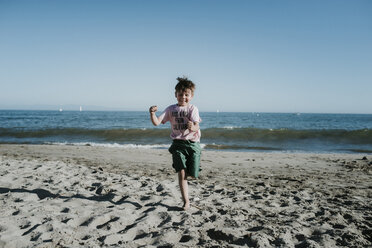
left=186, top=143, right=202, bottom=178
left=178, top=169, right=190, bottom=210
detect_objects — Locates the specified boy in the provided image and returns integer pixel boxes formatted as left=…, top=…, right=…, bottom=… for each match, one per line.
left=149, top=77, right=201, bottom=210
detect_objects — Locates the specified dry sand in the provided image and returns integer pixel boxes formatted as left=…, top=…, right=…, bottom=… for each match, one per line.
left=0, top=144, right=371, bottom=247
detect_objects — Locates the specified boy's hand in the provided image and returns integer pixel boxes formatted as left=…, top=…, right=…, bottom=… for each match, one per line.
left=149, top=106, right=158, bottom=113
left=187, top=121, right=196, bottom=131
left=149, top=106, right=160, bottom=126
left=188, top=121, right=200, bottom=132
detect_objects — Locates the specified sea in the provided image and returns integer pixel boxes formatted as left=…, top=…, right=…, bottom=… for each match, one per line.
left=1, top=110, right=372, bottom=154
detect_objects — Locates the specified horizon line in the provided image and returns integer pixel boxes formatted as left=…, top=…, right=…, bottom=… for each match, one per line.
left=0, top=107, right=371, bottom=115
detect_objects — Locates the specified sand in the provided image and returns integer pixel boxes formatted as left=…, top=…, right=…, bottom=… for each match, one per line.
left=0, top=144, right=371, bottom=247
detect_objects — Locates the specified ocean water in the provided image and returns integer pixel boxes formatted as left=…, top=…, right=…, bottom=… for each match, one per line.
left=0, top=110, right=372, bottom=153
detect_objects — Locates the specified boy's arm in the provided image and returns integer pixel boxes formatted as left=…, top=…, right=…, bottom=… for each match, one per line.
left=149, top=106, right=161, bottom=126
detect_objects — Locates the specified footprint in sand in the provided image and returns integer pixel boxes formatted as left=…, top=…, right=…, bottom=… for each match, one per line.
left=61, top=218, right=72, bottom=224
left=61, top=207, right=70, bottom=213
left=80, top=217, right=95, bottom=227
left=19, top=220, right=32, bottom=230
left=180, top=234, right=193, bottom=243
left=22, top=224, right=41, bottom=237
left=30, top=232, right=42, bottom=242
left=96, top=217, right=120, bottom=230
left=207, top=229, right=255, bottom=246
left=157, top=212, right=172, bottom=228
left=140, top=195, right=151, bottom=201
left=156, top=184, right=165, bottom=192
left=81, top=235, right=91, bottom=241
left=12, top=209, right=20, bottom=216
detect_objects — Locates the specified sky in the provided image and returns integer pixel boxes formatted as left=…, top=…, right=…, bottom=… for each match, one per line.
left=0, top=0, right=371, bottom=113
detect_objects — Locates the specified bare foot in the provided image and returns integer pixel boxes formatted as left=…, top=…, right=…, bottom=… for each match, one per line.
left=183, top=201, right=190, bottom=211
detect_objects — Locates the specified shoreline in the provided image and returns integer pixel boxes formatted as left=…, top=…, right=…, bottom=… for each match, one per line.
left=2, top=142, right=371, bottom=155
left=0, top=144, right=371, bottom=247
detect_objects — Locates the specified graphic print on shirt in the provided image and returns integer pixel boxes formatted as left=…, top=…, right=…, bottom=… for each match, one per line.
left=172, top=110, right=188, bottom=131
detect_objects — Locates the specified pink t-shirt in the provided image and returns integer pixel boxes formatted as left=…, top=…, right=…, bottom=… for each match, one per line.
left=158, top=104, right=201, bottom=142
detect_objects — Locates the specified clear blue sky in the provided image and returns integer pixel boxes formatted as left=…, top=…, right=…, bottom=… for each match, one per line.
left=1, top=0, right=371, bottom=113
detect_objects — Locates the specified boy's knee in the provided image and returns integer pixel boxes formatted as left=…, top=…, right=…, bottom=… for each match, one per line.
left=178, top=169, right=187, bottom=178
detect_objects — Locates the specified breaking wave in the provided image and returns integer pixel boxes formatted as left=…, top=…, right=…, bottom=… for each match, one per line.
left=1, top=127, right=371, bottom=145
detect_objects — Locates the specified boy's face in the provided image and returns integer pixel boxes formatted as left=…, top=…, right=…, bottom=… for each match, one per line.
left=175, top=89, right=193, bottom=106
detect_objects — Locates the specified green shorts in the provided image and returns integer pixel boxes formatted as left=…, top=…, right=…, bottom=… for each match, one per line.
left=168, top=139, right=202, bottom=178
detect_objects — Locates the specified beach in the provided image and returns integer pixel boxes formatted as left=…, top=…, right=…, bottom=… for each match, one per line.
left=0, top=144, right=371, bottom=247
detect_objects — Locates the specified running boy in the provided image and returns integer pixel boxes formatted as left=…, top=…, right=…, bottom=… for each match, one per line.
left=149, top=77, right=201, bottom=210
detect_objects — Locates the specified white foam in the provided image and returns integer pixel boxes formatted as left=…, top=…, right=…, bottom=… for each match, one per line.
left=223, top=126, right=240, bottom=130
left=46, top=142, right=170, bottom=149
left=47, top=142, right=207, bottom=150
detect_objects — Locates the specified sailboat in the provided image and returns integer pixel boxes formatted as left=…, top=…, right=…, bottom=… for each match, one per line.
left=80, top=106, right=82, bottom=112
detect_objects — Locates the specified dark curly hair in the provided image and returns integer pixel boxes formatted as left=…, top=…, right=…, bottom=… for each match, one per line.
left=175, top=76, right=195, bottom=93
